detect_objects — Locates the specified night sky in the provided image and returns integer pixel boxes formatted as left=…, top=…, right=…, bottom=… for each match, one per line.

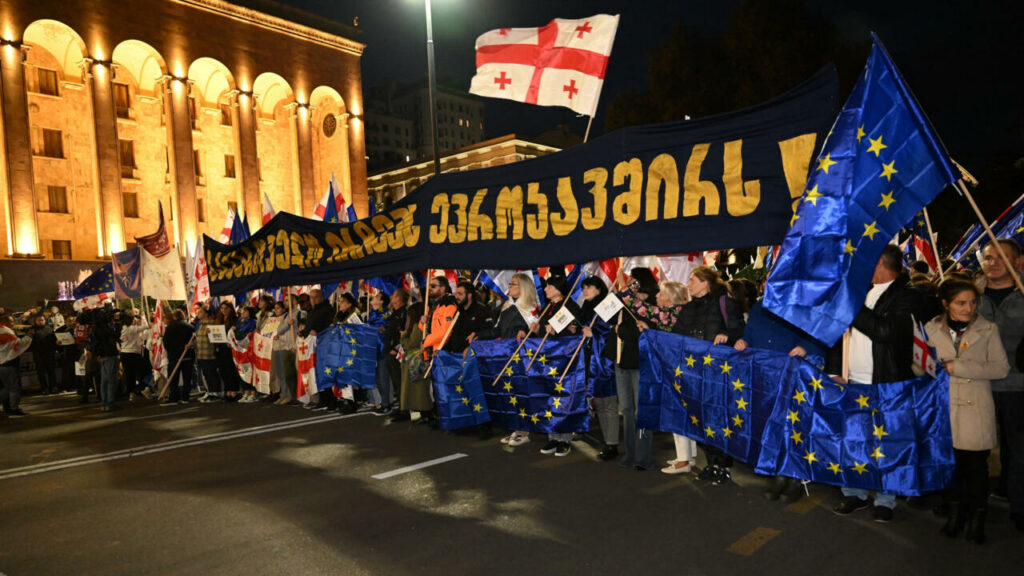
left=279, top=0, right=1020, bottom=236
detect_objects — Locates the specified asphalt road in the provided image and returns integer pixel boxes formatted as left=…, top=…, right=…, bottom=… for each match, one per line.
left=1, top=393, right=1021, bottom=576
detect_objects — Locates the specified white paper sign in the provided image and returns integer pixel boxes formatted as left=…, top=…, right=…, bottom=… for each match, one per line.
left=207, top=325, right=228, bottom=344
left=56, top=332, right=75, bottom=346
left=594, top=293, right=625, bottom=322
left=74, top=361, right=86, bottom=376
left=548, top=306, right=576, bottom=333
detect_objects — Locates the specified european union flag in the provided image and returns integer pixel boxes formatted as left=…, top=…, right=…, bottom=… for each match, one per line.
left=763, top=36, right=959, bottom=346
left=468, top=336, right=590, bottom=433
left=314, top=323, right=378, bottom=390
left=229, top=213, right=251, bottom=303
left=637, top=330, right=954, bottom=496
left=431, top=349, right=492, bottom=430
left=73, top=263, right=115, bottom=298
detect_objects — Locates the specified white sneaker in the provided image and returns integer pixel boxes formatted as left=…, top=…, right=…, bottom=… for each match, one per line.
left=508, top=434, right=530, bottom=447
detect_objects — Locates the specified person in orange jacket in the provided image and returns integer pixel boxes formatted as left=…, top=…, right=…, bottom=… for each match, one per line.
left=421, top=275, right=457, bottom=361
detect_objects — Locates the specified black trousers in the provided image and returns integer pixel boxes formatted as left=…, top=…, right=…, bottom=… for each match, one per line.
left=35, top=353, right=57, bottom=394
left=994, top=392, right=1024, bottom=516
left=952, top=449, right=990, bottom=512
left=79, top=370, right=99, bottom=399
left=170, top=359, right=194, bottom=401
left=386, top=355, right=402, bottom=408
left=121, top=353, right=146, bottom=394
left=704, top=444, right=734, bottom=468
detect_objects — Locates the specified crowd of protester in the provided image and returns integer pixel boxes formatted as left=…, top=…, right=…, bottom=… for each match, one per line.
left=2, top=239, right=1022, bottom=544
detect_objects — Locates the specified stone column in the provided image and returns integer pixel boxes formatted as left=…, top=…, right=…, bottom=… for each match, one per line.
left=336, top=112, right=352, bottom=209
left=232, top=90, right=260, bottom=228
left=163, top=76, right=198, bottom=252
left=288, top=102, right=315, bottom=217
left=85, top=58, right=126, bottom=255
left=347, top=113, right=367, bottom=219
left=0, top=41, right=40, bottom=255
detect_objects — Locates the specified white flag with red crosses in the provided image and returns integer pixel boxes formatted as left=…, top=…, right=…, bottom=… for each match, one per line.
left=470, top=14, right=619, bottom=117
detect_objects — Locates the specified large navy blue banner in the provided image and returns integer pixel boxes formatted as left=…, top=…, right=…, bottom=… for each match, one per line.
left=205, top=68, right=838, bottom=295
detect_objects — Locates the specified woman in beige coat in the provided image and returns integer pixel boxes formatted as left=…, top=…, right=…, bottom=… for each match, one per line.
left=925, top=279, right=1009, bottom=544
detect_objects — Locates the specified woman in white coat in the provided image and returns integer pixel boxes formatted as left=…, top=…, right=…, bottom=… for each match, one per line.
left=925, top=279, right=1009, bottom=545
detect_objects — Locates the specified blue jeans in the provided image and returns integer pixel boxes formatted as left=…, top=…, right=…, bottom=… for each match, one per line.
left=372, top=357, right=391, bottom=407
left=198, top=359, right=223, bottom=396
left=841, top=487, right=896, bottom=509
left=615, top=365, right=654, bottom=469
left=99, top=357, right=119, bottom=408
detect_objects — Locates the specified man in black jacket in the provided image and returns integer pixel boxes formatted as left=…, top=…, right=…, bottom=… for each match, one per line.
left=162, top=309, right=196, bottom=405
left=386, top=289, right=410, bottom=421
left=86, top=305, right=121, bottom=412
left=447, top=280, right=494, bottom=354
left=304, top=288, right=340, bottom=413
left=833, top=245, right=919, bottom=522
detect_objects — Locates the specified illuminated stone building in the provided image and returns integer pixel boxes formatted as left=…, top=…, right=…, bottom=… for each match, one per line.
left=0, top=0, right=367, bottom=268
left=367, top=134, right=560, bottom=208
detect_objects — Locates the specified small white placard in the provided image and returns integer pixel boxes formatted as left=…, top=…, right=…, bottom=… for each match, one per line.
left=207, top=325, right=228, bottom=344
left=594, top=293, right=625, bottom=322
left=548, top=306, right=576, bottom=333
left=74, top=361, right=86, bottom=376
left=56, top=332, right=75, bottom=346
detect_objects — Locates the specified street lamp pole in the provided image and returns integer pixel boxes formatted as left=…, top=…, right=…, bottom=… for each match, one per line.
left=424, top=0, right=441, bottom=177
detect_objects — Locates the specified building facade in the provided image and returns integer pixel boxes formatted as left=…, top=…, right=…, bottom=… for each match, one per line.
left=0, top=0, right=367, bottom=264
left=365, top=81, right=484, bottom=173
left=367, top=134, right=560, bottom=208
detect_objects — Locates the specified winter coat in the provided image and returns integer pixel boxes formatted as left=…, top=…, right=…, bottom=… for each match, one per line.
left=925, top=314, right=1009, bottom=450
left=841, top=274, right=919, bottom=383
left=477, top=303, right=531, bottom=341
left=978, top=284, right=1024, bottom=393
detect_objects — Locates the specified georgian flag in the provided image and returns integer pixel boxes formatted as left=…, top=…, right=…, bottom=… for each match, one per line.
left=657, top=253, right=703, bottom=284
left=0, top=325, right=32, bottom=365
left=218, top=205, right=236, bottom=243
left=191, top=238, right=211, bottom=307
left=470, top=14, right=619, bottom=117
left=251, top=317, right=279, bottom=395
left=912, top=316, right=938, bottom=378
left=228, top=330, right=255, bottom=387
left=149, top=304, right=168, bottom=379
left=296, top=334, right=317, bottom=404
left=141, top=246, right=187, bottom=301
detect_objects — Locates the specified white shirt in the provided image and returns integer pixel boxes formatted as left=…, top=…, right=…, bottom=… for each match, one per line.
left=847, top=280, right=894, bottom=385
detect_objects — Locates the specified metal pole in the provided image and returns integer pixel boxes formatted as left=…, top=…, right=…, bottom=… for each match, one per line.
left=425, top=0, right=441, bottom=177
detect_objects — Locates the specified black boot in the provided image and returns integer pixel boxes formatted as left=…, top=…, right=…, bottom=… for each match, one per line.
left=763, top=476, right=787, bottom=501
left=941, top=501, right=966, bottom=538
left=780, top=478, right=805, bottom=503
left=965, top=508, right=986, bottom=544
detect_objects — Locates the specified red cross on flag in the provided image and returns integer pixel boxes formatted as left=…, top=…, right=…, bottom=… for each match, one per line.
left=470, top=14, right=619, bottom=117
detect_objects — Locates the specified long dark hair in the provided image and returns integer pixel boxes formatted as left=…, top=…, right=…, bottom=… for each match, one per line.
left=580, top=276, right=608, bottom=318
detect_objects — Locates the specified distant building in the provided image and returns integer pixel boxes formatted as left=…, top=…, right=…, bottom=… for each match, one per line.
left=365, top=81, right=485, bottom=173
left=367, top=134, right=560, bottom=208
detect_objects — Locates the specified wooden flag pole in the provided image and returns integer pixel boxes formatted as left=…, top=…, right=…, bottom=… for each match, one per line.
left=841, top=330, right=850, bottom=384
left=490, top=301, right=553, bottom=387
left=582, top=115, right=595, bottom=143
left=957, top=180, right=1024, bottom=296
left=525, top=271, right=586, bottom=372
left=422, top=310, right=460, bottom=380
left=158, top=332, right=196, bottom=401
left=557, top=316, right=599, bottom=386
left=921, top=207, right=944, bottom=281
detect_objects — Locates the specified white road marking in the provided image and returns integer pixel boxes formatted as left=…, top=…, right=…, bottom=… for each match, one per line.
left=0, top=412, right=367, bottom=481
left=371, top=453, right=469, bottom=480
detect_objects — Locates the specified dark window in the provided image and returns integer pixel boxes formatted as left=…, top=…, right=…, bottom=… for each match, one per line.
left=123, top=192, right=138, bottom=218
left=188, top=97, right=198, bottom=129
left=114, top=83, right=131, bottom=118
left=197, top=198, right=206, bottom=222
left=224, top=154, right=236, bottom=178
left=119, top=140, right=136, bottom=178
left=220, top=104, right=232, bottom=126
left=257, top=158, right=263, bottom=181
left=37, top=68, right=59, bottom=96
left=382, top=124, right=389, bottom=133
left=193, top=150, right=202, bottom=176
left=228, top=201, right=238, bottom=213
left=35, top=128, right=64, bottom=158
left=51, top=240, right=72, bottom=260
left=47, top=185, right=68, bottom=213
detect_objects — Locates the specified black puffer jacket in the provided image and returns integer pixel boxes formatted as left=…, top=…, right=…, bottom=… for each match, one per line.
left=477, top=303, right=530, bottom=340
left=603, top=297, right=647, bottom=369
left=672, top=287, right=743, bottom=343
